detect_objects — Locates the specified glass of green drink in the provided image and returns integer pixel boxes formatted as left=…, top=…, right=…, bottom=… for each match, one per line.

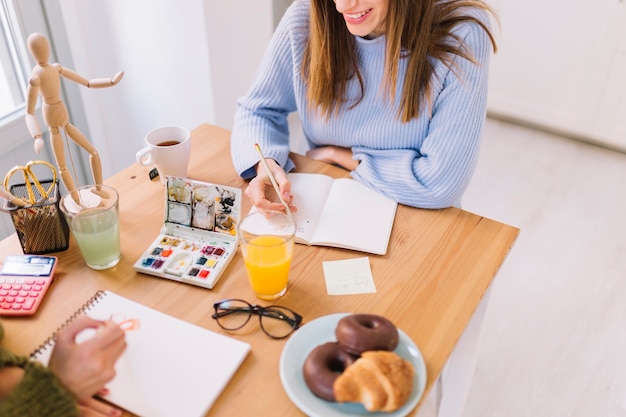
left=60, top=185, right=120, bottom=270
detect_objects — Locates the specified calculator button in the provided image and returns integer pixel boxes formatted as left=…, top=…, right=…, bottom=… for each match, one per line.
left=2, top=284, right=10, bottom=290
left=23, top=299, right=35, bottom=310
left=36, top=280, right=45, bottom=285
left=15, top=297, right=25, bottom=303
left=0, top=290, right=8, bottom=296
left=33, top=285, right=43, bottom=291
left=26, top=279, right=35, bottom=285
left=29, top=291, right=40, bottom=297
left=2, top=303, right=11, bottom=309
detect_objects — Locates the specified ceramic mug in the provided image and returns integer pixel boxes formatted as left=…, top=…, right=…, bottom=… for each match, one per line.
left=136, top=126, right=191, bottom=184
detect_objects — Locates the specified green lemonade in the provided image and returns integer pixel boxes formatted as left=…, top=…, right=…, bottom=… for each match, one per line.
left=71, top=208, right=120, bottom=269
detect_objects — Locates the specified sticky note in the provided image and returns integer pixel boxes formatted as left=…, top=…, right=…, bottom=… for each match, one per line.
left=322, top=257, right=376, bottom=295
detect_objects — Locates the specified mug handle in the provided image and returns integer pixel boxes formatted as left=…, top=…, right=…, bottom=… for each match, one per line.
left=135, top=146, right=155, bottom=166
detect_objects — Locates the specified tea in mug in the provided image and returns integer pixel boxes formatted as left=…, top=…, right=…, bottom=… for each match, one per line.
left=157, top=140, right=181, bottom=147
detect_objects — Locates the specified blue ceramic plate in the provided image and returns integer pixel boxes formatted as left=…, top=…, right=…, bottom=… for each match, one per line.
left=279, top=313, right=427, bottom=417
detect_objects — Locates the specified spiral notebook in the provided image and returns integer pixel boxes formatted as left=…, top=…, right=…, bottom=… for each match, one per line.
left=30, top=290, right=250, bottom=417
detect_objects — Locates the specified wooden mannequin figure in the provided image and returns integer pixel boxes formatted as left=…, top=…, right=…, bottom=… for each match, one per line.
left=24, top=32, right=123, bottom=201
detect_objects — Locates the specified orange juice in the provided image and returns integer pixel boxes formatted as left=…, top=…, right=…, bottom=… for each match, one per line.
left=243, top=235, right=293, bottom=300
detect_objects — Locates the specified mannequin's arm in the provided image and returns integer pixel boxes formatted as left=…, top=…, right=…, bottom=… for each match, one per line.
left=24, top=78, right=44, bottom=153
left=55, top=63, right=124, bottom=88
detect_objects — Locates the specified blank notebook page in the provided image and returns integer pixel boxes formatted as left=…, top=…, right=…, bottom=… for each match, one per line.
left=32, top=290, right=250, bottom=417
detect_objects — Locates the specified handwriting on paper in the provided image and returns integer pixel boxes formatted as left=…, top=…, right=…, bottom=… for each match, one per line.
left=323, top=257, right=376, bottom=295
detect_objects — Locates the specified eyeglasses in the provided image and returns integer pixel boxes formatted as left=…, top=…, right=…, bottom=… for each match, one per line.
left=211, top=299, right=303, bottom=339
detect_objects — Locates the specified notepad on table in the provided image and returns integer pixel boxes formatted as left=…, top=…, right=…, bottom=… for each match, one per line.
left=30, top=290, right=250, bottom=417
left=287, top=173, right=397, bottom=255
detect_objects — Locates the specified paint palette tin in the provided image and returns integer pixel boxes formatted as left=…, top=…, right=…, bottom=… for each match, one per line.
left=133, top=176, right=242, bottom=289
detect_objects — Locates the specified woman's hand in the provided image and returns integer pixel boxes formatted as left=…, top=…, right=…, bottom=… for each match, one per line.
left=78, top=395, right=122, bottom=417
left=306, top=146, right=359, bottom=171
left=246, top=158, right=297, bottom=213
left=49, top=316, right=126, bottom=402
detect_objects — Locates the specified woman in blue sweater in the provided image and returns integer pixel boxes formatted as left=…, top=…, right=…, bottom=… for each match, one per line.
left=231, top=0, right=497, bottom=210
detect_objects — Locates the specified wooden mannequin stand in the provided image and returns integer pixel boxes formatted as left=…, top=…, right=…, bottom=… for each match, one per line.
left=24, top=32, right=123, bottom=202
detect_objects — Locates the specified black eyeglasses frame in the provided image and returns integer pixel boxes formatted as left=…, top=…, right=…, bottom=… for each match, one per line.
left=211, top=298, right=303, bottom=339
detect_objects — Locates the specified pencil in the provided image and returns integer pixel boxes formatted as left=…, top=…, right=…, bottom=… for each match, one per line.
left=254, top=143, right=293, bottom=217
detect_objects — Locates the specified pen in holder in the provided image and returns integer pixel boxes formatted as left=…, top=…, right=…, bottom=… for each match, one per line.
left=3, top=179, right=70, bottom=254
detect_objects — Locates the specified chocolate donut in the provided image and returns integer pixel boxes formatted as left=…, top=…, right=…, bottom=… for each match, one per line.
left=302, top=342, right=357, bottom=401
left=335, top=314, right=399, bottom=356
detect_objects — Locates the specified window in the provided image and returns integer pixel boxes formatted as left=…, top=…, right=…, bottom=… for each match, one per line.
left=0, top=0, right=29, bottom=120
left=0, top=0, right=54, bottom=154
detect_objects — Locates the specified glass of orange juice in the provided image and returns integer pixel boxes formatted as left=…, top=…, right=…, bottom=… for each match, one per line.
left=238, top=210, right=296, bottom=300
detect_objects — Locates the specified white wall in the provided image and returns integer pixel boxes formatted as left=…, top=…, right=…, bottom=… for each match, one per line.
left=58, top=0, right=278, bottom=179
left=204, top=1, right=277, bottom=130
left=486, top=0, right=626, bottom=151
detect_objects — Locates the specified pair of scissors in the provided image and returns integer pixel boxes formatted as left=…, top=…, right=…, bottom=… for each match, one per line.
left=2, top=160, right=57, bottom=207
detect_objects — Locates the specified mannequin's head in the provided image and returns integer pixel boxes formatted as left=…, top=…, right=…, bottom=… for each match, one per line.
left=27, top=32, right=50, bottom=65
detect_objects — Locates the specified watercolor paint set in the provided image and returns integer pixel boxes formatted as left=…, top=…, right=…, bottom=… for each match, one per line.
left=133, top=176, right=242, bottom=289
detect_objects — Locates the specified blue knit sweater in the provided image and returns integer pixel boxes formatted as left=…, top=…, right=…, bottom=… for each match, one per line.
left=230, top=0, right=493, bottom=209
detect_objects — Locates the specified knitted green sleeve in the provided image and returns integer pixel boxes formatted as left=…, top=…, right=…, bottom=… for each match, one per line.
left=0, top=345, right=79, bottom=417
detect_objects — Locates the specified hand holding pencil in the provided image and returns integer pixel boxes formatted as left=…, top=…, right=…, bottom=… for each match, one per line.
left=245, top=144, right=296, bottom=215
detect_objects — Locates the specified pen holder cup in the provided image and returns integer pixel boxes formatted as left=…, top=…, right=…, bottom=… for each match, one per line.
left=5, top=179, right=70, bottom=254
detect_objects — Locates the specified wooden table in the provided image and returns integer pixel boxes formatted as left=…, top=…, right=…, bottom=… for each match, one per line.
left=0, top=123, right=519, bottom=416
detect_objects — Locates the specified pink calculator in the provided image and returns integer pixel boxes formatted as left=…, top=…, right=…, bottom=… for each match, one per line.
left=0, top=255, right=57, bottom=316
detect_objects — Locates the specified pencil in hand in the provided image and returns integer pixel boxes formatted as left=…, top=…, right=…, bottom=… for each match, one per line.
left=254, top=143, right=293, bottom=217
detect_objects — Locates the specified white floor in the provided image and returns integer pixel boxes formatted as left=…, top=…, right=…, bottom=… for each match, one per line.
left=415, top=117, right=626, bottom=417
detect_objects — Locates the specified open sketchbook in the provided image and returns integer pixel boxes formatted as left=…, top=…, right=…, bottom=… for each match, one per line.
left=30, top=290, right=250, bottom=417
left=287, top=173, right=397, bottom=255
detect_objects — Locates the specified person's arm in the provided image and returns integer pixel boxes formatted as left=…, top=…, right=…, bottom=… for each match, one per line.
left=351, top=19, right=494, bottom=209
left=0, top=316, right=126, bottom=417
left=0, top=349, right=79, bottom=417
left=230, top=0, right=309, bottom=180
left=231, top=1, right=310, bottom=211
left=305, top=146, right=359, bottom=171
left=0, top=367, right=24, bottom=401
left=48, top=316, right=126, bottom=402
left=244, top=158, right=296, bottom=213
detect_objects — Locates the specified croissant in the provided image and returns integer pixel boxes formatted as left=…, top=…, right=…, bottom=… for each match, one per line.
left=333, top=350, right=414, bottom=412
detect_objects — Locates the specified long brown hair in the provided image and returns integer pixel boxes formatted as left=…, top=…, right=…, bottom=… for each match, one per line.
left=302, top=0, right=497, bottom=123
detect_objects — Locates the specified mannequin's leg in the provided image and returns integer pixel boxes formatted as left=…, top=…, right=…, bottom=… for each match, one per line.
left=49, top=127, right=79, bottom=202
left=64, top=123, right=108, bottom=198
